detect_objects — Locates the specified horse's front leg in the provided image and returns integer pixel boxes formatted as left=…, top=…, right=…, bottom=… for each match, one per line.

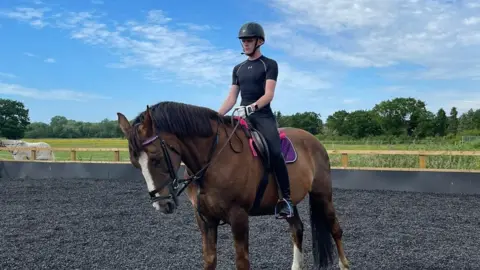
left=228, top=207, right=250, bottom=270
left=195, top=211, right=219, bottom=270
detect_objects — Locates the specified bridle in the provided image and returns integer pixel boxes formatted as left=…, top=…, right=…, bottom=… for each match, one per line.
left=136, top=112, right=243, bottom=207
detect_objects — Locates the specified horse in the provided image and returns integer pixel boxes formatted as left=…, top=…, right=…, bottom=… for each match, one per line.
left=116, top=101, right=349, bottom=270
left=0, top=139, right=56, bottom=161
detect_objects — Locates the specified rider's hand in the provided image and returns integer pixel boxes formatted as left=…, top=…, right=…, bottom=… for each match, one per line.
left=235, top=105, right=255, bottom=118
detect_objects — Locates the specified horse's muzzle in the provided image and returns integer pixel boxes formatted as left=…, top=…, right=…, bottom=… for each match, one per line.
left=152, top=199, right=176, bottom=214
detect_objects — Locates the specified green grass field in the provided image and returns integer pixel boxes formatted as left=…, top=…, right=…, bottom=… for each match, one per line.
left=1, top=138, right=479, bottom=170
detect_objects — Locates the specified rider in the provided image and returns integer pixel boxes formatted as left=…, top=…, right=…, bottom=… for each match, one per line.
left=218, top=22, right=294, bottom=219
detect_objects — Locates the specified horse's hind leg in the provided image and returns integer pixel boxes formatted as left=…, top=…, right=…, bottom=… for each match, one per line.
left=324, top=193, right=350, bottom=270
left=287, top=207, right=304, bottom=270
left=310, top=179, right=349, bottom=269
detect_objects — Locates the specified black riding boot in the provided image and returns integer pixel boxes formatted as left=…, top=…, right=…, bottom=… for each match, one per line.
left=273, top=155, right=294, bottom=219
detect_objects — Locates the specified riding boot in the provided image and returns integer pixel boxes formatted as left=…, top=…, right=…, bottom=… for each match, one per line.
left=273, top=155, right=294, bottom=219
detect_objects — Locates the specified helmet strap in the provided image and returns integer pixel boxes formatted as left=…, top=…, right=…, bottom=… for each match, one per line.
left=240, top=38, right=261, bottom=56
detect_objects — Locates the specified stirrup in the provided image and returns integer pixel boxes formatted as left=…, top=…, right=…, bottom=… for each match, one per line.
left=274, top=198, right=294, bottom=219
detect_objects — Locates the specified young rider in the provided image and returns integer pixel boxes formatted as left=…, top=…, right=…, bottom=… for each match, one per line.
left=218, top=22, right=294, bottom=219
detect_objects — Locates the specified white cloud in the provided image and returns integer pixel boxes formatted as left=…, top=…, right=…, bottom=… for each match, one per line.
left=22, top=51, right=56, bottom=64
left=272, top=62, right=331, bottom=112
left=266, top=0, right=480, bottom=80
left=0, top=82, right=110, bottom=101
left=23, top=52, right=37, bottom=57
left=265, top=23, right=390, bottom=68
left=7, top=8, right=241, bottom=86
left=423, top=91, right=480, bottom=114
left=0, top=7, right=49, bottom=28
left=342, top=99, right=358, bottom=104
left=0, top=6, right=325, bottom=99
left=6, top=2, right=476, bottom=117
left=0, top=72, right=17, bottom=79
left=177, top=22, right=219, bottom=31
left=276, top=62, right=331, bottom=91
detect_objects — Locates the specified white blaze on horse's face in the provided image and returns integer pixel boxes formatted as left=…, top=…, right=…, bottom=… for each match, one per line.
left=138, top=151, right=161, bottom=211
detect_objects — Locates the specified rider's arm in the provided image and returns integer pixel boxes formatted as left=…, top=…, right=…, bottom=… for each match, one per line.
left=218, top=65, right=241, bottom=115
left=218, top=84, right=240, bottom=115
left=251, top=59, right=278, bottom=110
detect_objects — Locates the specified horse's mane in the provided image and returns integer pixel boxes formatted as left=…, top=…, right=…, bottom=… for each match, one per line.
left=131, top=101, right=234, bottom=138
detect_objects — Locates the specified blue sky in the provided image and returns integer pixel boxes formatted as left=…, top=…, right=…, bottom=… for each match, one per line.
left=0, top=0, right=479, bottom=124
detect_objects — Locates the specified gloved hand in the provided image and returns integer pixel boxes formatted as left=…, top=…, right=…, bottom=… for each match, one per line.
left=234, top=104, right=255, bottom=119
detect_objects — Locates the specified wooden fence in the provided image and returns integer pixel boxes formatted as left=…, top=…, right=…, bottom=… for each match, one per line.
left=1, top=147, right=479, bottom=172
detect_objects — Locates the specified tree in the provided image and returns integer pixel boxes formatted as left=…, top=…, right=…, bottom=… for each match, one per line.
left=342, top=110, right=382, bottom=138
left=275, top=111, right=288, bottom=128
left=0, top=98, right=31, bottom=139
left=458, top=109, right=476, bottom=131
left=2, top=96, right=477, bottom=140
left=434, top=108, right=448, bottom=137
left=474, top=109, right=480, bottom=130
left=372, top=97, right=427, bottom=136
left=325, top=110, right=349, bottom=135
left=277, top=111, right=323, bottom=135
left=447, top=107, right=458, bottom=135
left=413, top=111, right=435, bottom=138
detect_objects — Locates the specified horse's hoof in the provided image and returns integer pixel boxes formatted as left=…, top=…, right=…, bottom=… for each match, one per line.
left=339, top=259, right=350, bottom=270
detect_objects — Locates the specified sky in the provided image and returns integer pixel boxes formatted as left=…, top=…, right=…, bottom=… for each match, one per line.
left=0, top=0, right=479, bottom=124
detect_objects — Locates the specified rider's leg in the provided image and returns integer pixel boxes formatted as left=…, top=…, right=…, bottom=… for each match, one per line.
left=248, top=113, right=294, bottom=218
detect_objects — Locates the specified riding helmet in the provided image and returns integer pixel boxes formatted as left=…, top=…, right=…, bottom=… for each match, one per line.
left=238, top=22, right=265, bottom=41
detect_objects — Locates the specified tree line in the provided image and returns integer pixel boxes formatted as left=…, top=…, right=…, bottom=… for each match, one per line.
left=1, top=97, right=479, bottom=141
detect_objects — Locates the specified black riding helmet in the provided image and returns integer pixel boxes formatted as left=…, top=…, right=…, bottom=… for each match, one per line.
left=238, top=22, right=265, bottom=41
left=238, top=22, right=265, bottom=56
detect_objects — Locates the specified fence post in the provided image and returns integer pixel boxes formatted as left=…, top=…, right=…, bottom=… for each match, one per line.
left=419, top=154, right=426, bottom=168
left=341, top=153, right=349, bottom=167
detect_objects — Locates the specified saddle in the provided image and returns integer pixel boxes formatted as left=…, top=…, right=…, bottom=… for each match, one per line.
left=234, top=116, right=297, bottom=167
left=233, top=116, right=298, bottom=215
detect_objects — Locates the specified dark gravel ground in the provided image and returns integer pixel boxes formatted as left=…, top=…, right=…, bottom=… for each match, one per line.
left=1, top=177, right=480, bottom=270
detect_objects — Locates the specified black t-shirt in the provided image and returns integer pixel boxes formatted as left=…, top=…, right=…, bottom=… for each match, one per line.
left=232, top=55, right=278, bottom=114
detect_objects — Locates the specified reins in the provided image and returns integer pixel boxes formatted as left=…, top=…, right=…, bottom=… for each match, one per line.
left=173, top=114, right=243, bottom=195
left=134, top=108, right=245, bottom=226
left=141, top=110, right=244, bottom=201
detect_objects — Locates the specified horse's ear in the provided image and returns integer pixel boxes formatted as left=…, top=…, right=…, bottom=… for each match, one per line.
left=117, top=112, right=131, bottom=137
left=142, top=105, right=153, bottom=135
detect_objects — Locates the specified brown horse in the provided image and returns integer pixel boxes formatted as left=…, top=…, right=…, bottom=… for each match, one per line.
left=117, top=101, right=349, bottom=270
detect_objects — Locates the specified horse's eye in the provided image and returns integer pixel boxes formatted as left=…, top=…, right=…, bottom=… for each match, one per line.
left=151, top=157, right=162, bottom=167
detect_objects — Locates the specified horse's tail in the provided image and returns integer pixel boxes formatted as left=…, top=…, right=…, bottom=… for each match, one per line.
left=308, top=191, right=334, bottom=269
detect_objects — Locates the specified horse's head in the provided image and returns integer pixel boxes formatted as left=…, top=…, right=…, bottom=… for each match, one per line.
left=117, top=106, right=183, bottom=214
left=0, top=139, right=24, bottom=154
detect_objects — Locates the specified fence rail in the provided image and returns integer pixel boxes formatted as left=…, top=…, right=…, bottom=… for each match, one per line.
left=1, top=147, right=479, bottom=172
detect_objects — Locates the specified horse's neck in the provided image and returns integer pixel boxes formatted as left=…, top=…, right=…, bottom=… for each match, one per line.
left=8, top=141, right=24, bottom=147
left=179, top=137, right=214, bottom=173
left=178, top=119, right=239, bottom=172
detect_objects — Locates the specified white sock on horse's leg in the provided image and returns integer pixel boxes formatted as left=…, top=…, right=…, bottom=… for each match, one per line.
left=291, top=242, right=303, bottom=270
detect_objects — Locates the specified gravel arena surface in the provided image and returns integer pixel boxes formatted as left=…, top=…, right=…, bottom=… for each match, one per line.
left=1, top=177, right=480, bottom=270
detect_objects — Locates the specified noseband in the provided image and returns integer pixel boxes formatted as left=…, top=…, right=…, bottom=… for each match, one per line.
left=141, top=134, right=186, bottom=205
